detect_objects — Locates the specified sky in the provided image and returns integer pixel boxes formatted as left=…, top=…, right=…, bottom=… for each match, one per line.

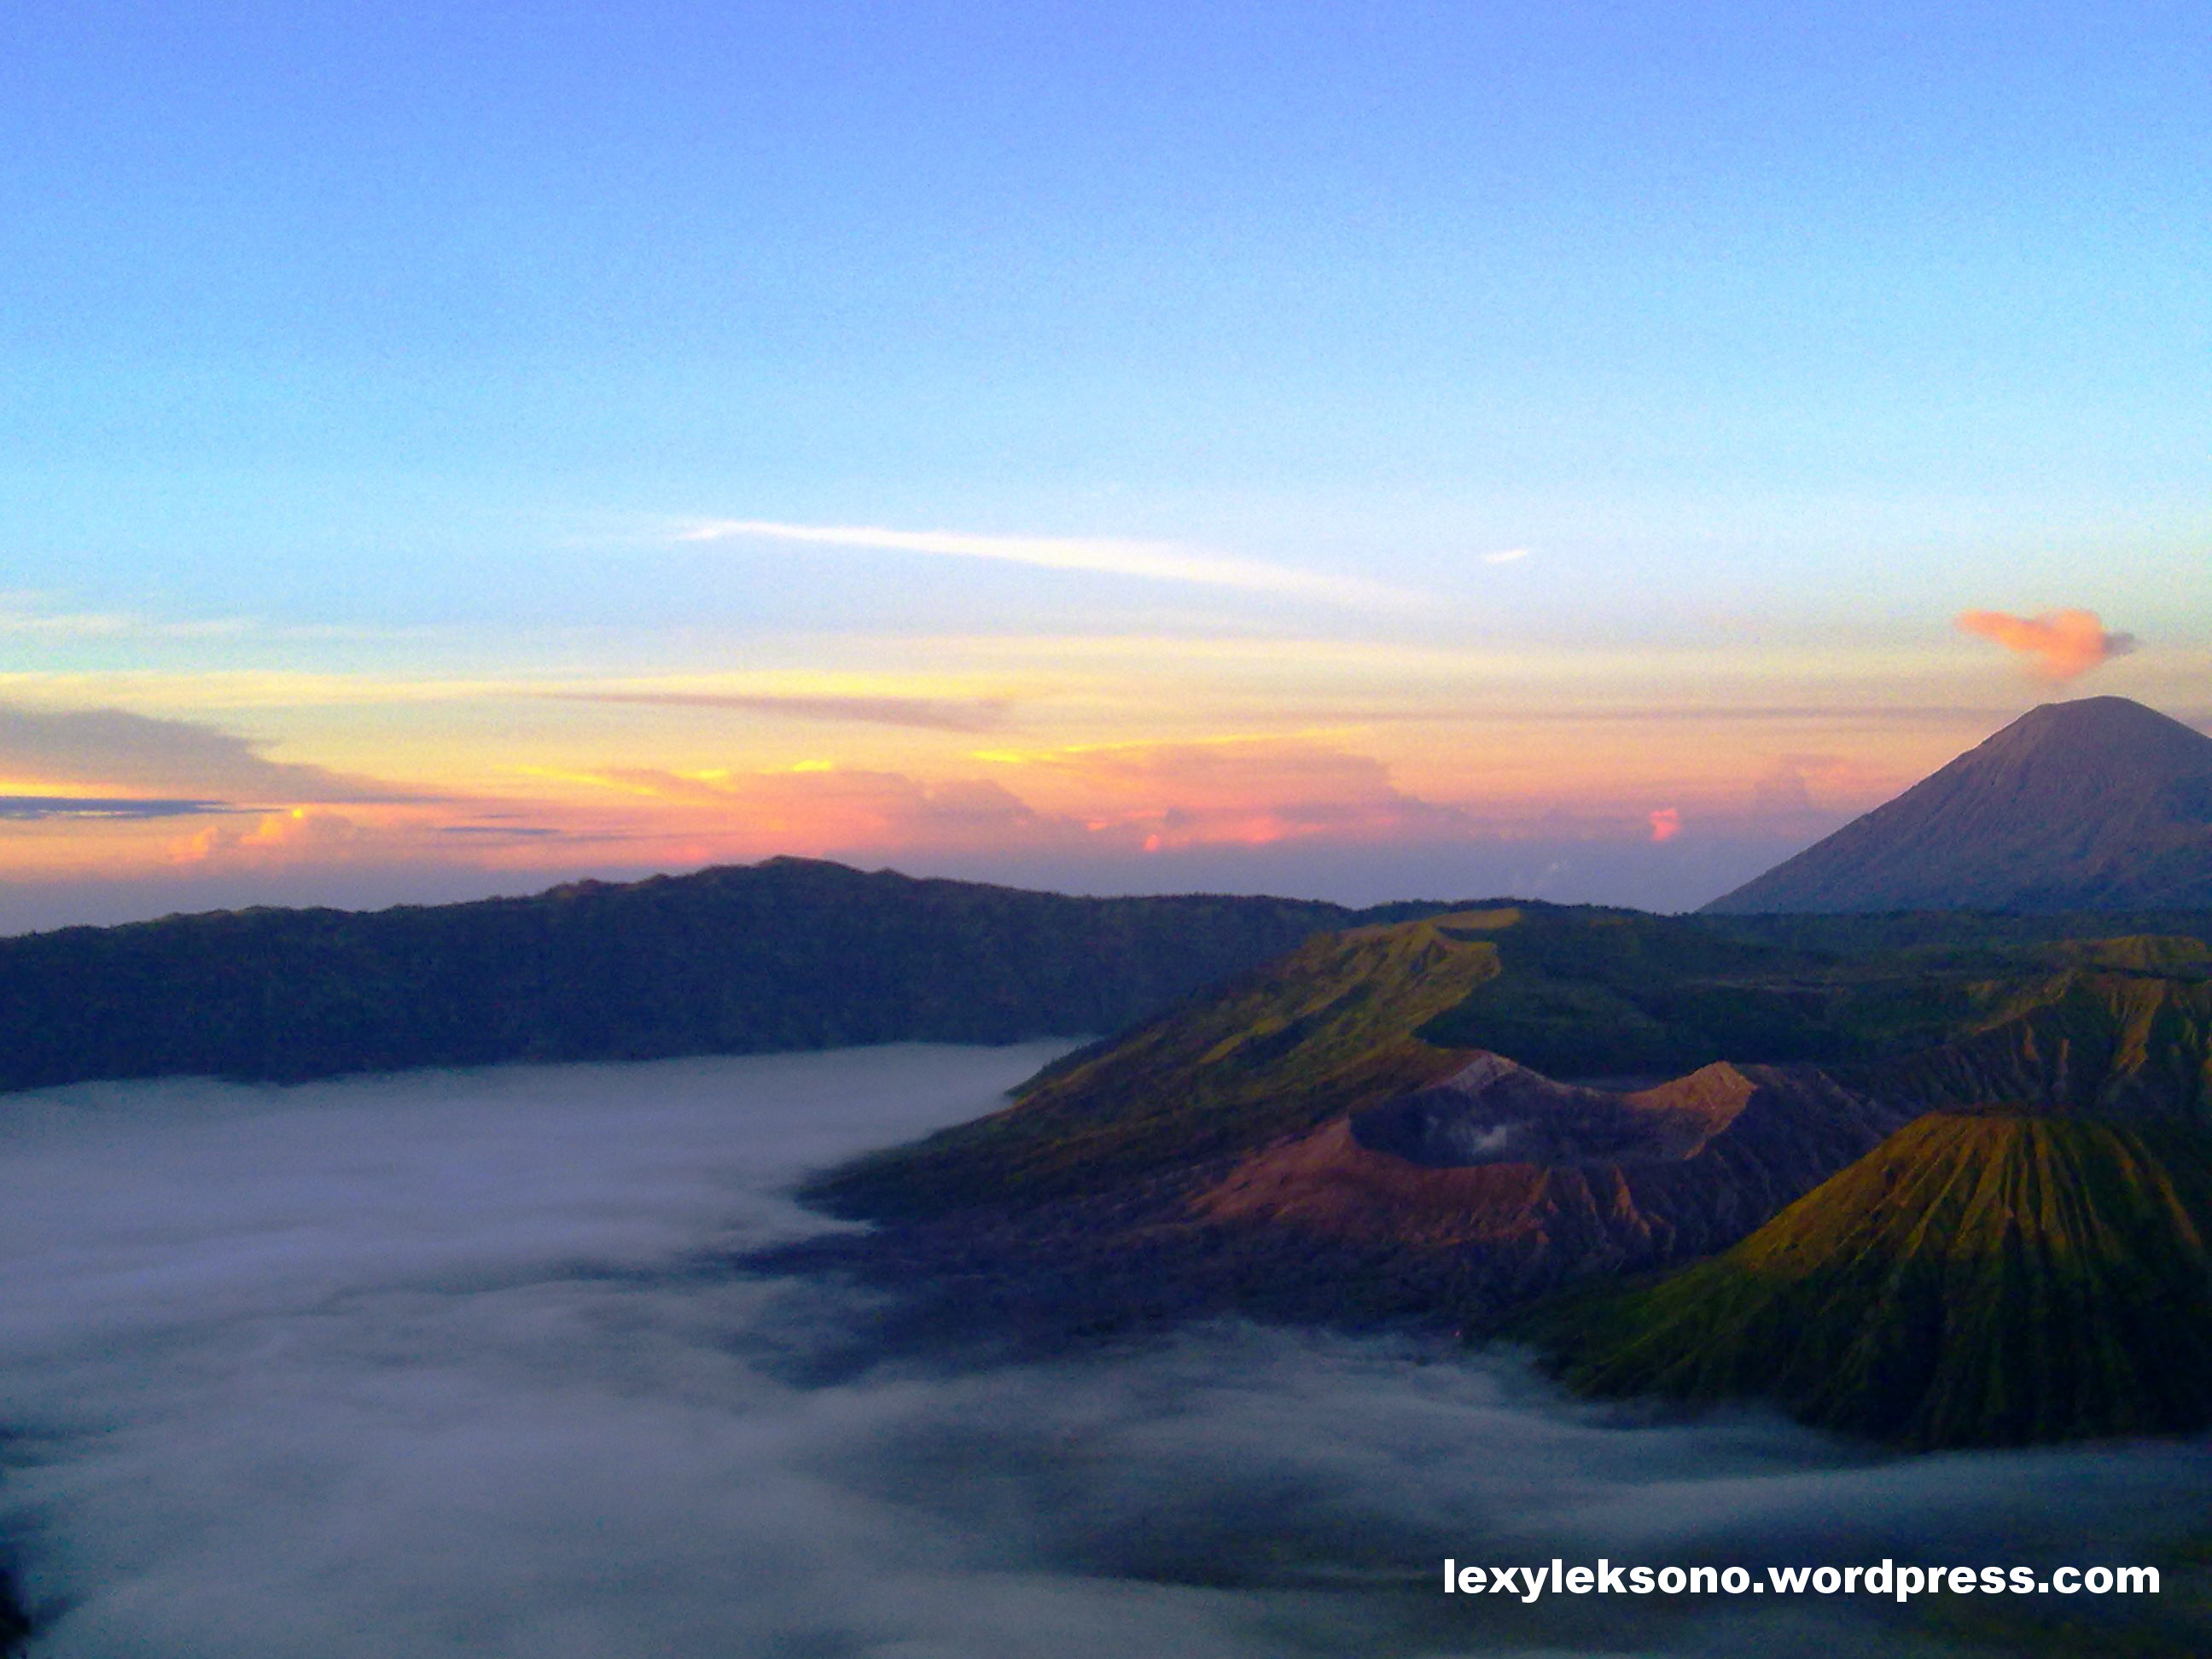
left=3, top=2, right=2207, bottom=928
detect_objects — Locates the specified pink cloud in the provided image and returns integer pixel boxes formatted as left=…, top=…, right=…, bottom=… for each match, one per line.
left=1002, top=740, right=1474, bottom=851
left=1955, top=608, right=2137, bottom=681
left=1648, top=807, right=1681, bottom=843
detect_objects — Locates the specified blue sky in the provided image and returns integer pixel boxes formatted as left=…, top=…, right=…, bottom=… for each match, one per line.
left=1, top=3, right=2205, bottom=925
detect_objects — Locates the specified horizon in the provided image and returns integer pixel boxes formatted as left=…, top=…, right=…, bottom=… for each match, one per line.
left=5, top=6, right=2207, bottom=931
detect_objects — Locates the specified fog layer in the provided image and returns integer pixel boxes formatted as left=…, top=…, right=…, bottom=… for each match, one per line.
left=2, top=1047, right=2206, bottom=1657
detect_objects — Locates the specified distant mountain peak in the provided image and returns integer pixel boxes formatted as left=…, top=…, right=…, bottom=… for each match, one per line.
left=1978, top=695, right=2212, bottom=766
left=1703, top=696, right=2212, bottom=914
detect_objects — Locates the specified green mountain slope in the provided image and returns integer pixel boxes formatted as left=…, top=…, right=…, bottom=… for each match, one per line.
left=1522, top=1112, right=2212, bottom=1447
left=1410, top=905, right=1958, bottom=1073
left=0, top=858, right=1373, bottom=1091
left=1857, top=963, right=2212, bottom=1124
left=809, top=901, right=2112, bottom=1226
left=806, top=907, right=1508, bottom=1216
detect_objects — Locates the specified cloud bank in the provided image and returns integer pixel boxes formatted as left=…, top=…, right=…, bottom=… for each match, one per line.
left=1955, top=608, right=2138, bottom=681
left=3, top=1047, right=2207, bottom=1657
left=0, top=702, right=415, bottom=805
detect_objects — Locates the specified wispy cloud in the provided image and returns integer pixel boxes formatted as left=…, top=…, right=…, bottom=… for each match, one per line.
left=0, top=795, right=235, bottom=821
left=1956, top=608, right=2138, bottom=681
left=1481, top=547, right=1531, bottom=565
left=674, top=520, right=1414, bottom=608
left=542, top=690, right=1010, bottom=733
left=0, top=594, right=249, bottom=642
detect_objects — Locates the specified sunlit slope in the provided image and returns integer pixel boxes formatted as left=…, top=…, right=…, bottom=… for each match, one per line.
left=1858, top=961, right=2212, bottom=1123
left=806, top=911, right=1509, bottom=1216
left=1525, top=1113, right=2212, bottom=1447
left=807, top=904, right=1898, bottom=1220
left=1408, top=907, right=1918, bottom=1073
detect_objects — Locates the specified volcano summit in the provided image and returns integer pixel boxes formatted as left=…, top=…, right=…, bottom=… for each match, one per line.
left=1706, top=696, right=2212, bottom=913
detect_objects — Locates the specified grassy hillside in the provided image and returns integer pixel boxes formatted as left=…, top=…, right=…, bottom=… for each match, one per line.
left=1409, top=905, right=1965, bottom=1073
left=811, top=903, right=2179, bottom=1225
left=0, top=858, right=1373, bottom=1091
left=806, top=908, right=1508, bottom=1215
left=811, top=905, right=2108, bottom=1222
left=1522, top=1112, right=2212, bottom=1447
left=1859, top=963, right=2212, bottom=1123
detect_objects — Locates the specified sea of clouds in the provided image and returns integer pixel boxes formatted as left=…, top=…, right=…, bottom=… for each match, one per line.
left=1, top=1044, right=2208, bottom=1658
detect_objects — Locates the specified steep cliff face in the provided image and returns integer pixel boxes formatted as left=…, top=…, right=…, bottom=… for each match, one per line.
left=1522, top=1113, right=2212, bottom=1448
left=1705, top=697, right=2212, bottom=913
left=1852, top=964, right=2212, bottom=1123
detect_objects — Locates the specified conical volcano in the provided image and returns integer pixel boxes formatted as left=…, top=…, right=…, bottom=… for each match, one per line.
left=1521, top=1111, right=2212, bottom=1447
left=1704, top=696, right=2212, bottom=913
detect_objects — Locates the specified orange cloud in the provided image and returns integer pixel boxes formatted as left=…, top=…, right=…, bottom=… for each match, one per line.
left=1955, top=608, right=2137, bottom=681
left=546, top=765, right=1064, bottom=858
left=1648, top=807, right=1681, bottom=842
left=523, top=741, right=1478, bottom=865
left=174, top=808, right=364, bottom=865
left=974, top=739, right=1472, bottom=850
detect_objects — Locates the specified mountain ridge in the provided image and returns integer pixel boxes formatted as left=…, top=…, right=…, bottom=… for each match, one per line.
left=0, top=858, right=1402, bottom=1092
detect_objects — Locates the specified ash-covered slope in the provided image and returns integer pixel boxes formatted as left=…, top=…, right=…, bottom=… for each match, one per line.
left=1193, top=1053, right=1911, bottom=1285
left=1705, top=696, right=2212, bottom=914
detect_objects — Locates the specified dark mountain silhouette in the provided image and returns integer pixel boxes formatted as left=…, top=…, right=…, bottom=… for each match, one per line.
left=1704, top=696, right=2212, bottom=913
left=0, top=858, right=1394, bottom=1092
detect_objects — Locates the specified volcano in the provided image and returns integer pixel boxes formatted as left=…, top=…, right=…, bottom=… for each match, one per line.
left=1521, top=1112, right=2212, bottom=1447
left=1704, top=696, right=2212, bottom=913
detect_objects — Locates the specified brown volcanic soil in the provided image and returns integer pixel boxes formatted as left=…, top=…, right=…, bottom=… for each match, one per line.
left=1193, top=1054, right=1913, bottom=1284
